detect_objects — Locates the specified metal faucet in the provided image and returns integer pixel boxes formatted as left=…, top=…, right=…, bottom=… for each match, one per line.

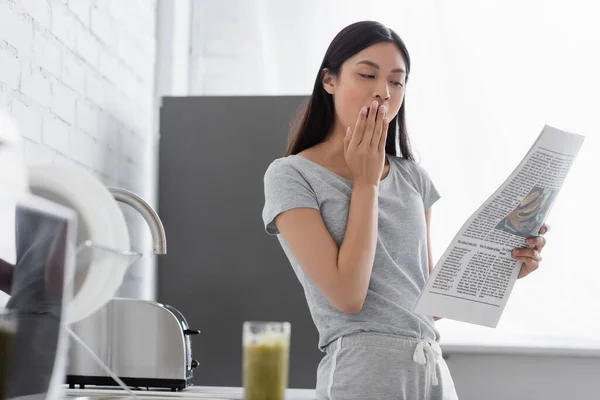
left=108, top=187, right=167, bottom=254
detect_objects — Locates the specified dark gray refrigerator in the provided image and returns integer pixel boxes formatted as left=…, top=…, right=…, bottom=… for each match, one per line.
left=157, top=96, right=323, bottom=389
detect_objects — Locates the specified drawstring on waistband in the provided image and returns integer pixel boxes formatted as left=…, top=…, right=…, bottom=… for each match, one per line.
left=412, top=340, right=442, bottom=386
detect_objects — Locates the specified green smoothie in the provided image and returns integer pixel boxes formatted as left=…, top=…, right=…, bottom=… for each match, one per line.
left=243, top=340, right=289, bottom=400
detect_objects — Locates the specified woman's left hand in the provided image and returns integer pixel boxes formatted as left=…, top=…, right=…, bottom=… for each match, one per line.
left=512, top=224, right=550, bottom=279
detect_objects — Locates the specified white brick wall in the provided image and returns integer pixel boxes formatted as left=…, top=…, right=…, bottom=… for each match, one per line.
left=0, top=0, right=158, bottom=299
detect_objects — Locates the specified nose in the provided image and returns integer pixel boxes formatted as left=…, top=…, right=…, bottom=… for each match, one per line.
left=374, top=81, right=391, bottom=102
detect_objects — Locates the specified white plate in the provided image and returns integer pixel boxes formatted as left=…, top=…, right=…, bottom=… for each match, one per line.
left=28, top=164, right=131, bottom=324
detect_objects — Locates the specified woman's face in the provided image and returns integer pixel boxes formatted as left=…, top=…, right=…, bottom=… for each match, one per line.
left=323, top=42, right=407, bottom=132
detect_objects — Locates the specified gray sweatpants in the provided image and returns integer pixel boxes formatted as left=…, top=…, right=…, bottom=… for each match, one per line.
left=316, top=333, right=459, bottom=400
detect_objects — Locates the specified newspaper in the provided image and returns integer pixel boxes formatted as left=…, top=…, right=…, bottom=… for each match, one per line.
left=413, top=125, right=585, bottom=327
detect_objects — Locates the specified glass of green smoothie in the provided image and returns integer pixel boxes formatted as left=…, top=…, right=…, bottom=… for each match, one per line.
left=242, top=321, right=291, bottom=400
left=0, top=308, right=17, bottom=400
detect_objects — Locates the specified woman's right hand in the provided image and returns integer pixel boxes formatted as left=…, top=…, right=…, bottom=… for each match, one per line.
left=344, top=100, right=389, bottom=187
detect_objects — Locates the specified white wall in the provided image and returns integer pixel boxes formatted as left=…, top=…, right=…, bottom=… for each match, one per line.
left=189, top=1, right=600, bottom=398
left=0, top=0, right=158, bottom=299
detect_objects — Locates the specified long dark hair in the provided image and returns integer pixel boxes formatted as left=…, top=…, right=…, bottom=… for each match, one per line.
left=286, top=21, right=415, bottom=161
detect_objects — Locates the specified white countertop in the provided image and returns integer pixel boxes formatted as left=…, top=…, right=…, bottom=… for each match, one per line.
left=64, top=386, right=316, bottom=400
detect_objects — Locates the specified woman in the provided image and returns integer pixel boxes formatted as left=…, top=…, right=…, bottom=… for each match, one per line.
left=262, top=21, right=548, bottom=399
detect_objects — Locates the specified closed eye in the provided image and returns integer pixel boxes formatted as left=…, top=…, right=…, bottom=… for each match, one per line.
left=360, top=73, right=404, bottom=87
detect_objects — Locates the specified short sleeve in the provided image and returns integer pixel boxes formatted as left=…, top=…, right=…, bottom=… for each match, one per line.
left=262, top=159, right=320, bottom=235
left=411, top=162, right=441, bottom=209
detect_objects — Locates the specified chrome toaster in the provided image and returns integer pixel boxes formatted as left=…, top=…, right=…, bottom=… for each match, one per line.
left=66, top=298, right=200, bottom=391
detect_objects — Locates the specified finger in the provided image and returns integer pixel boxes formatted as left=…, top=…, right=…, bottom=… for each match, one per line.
left=371, top=106, right=386, bottom=148
left=526, top=235, right=546, bottom=251
left=344, top=126, right=352, bottom=153
left=539, top=223, right=550, bottom=235
left=350, top=106, right=367, bottom=148
left=512, top=248, right=542, bottom=262
left=361, top=100, right=378, bottom=147
left=378, top=116, right=390, bottom=152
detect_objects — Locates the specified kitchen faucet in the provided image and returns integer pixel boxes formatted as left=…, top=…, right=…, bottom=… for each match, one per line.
left=107, top=187, right=167, bottom=254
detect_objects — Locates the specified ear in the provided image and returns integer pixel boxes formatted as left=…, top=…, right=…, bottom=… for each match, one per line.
left=321, top=68, right=336, bottom=95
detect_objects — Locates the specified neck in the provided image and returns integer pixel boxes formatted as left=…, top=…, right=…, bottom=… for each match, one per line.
left=316, top=122, right=347, bottom=167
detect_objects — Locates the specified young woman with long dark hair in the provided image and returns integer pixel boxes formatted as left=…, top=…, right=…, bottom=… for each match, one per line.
left=262, top=21, right=548, bottom=400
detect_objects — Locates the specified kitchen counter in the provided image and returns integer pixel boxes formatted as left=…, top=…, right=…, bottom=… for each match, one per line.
left=64, top=386, right=316, bottom=400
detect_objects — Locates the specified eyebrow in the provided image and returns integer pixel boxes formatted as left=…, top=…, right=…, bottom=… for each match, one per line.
left=356, top=60, right=405, bottom=74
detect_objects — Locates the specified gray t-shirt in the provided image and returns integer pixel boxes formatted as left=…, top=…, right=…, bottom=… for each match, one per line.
left=262, top=153, right=442, bottom=351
